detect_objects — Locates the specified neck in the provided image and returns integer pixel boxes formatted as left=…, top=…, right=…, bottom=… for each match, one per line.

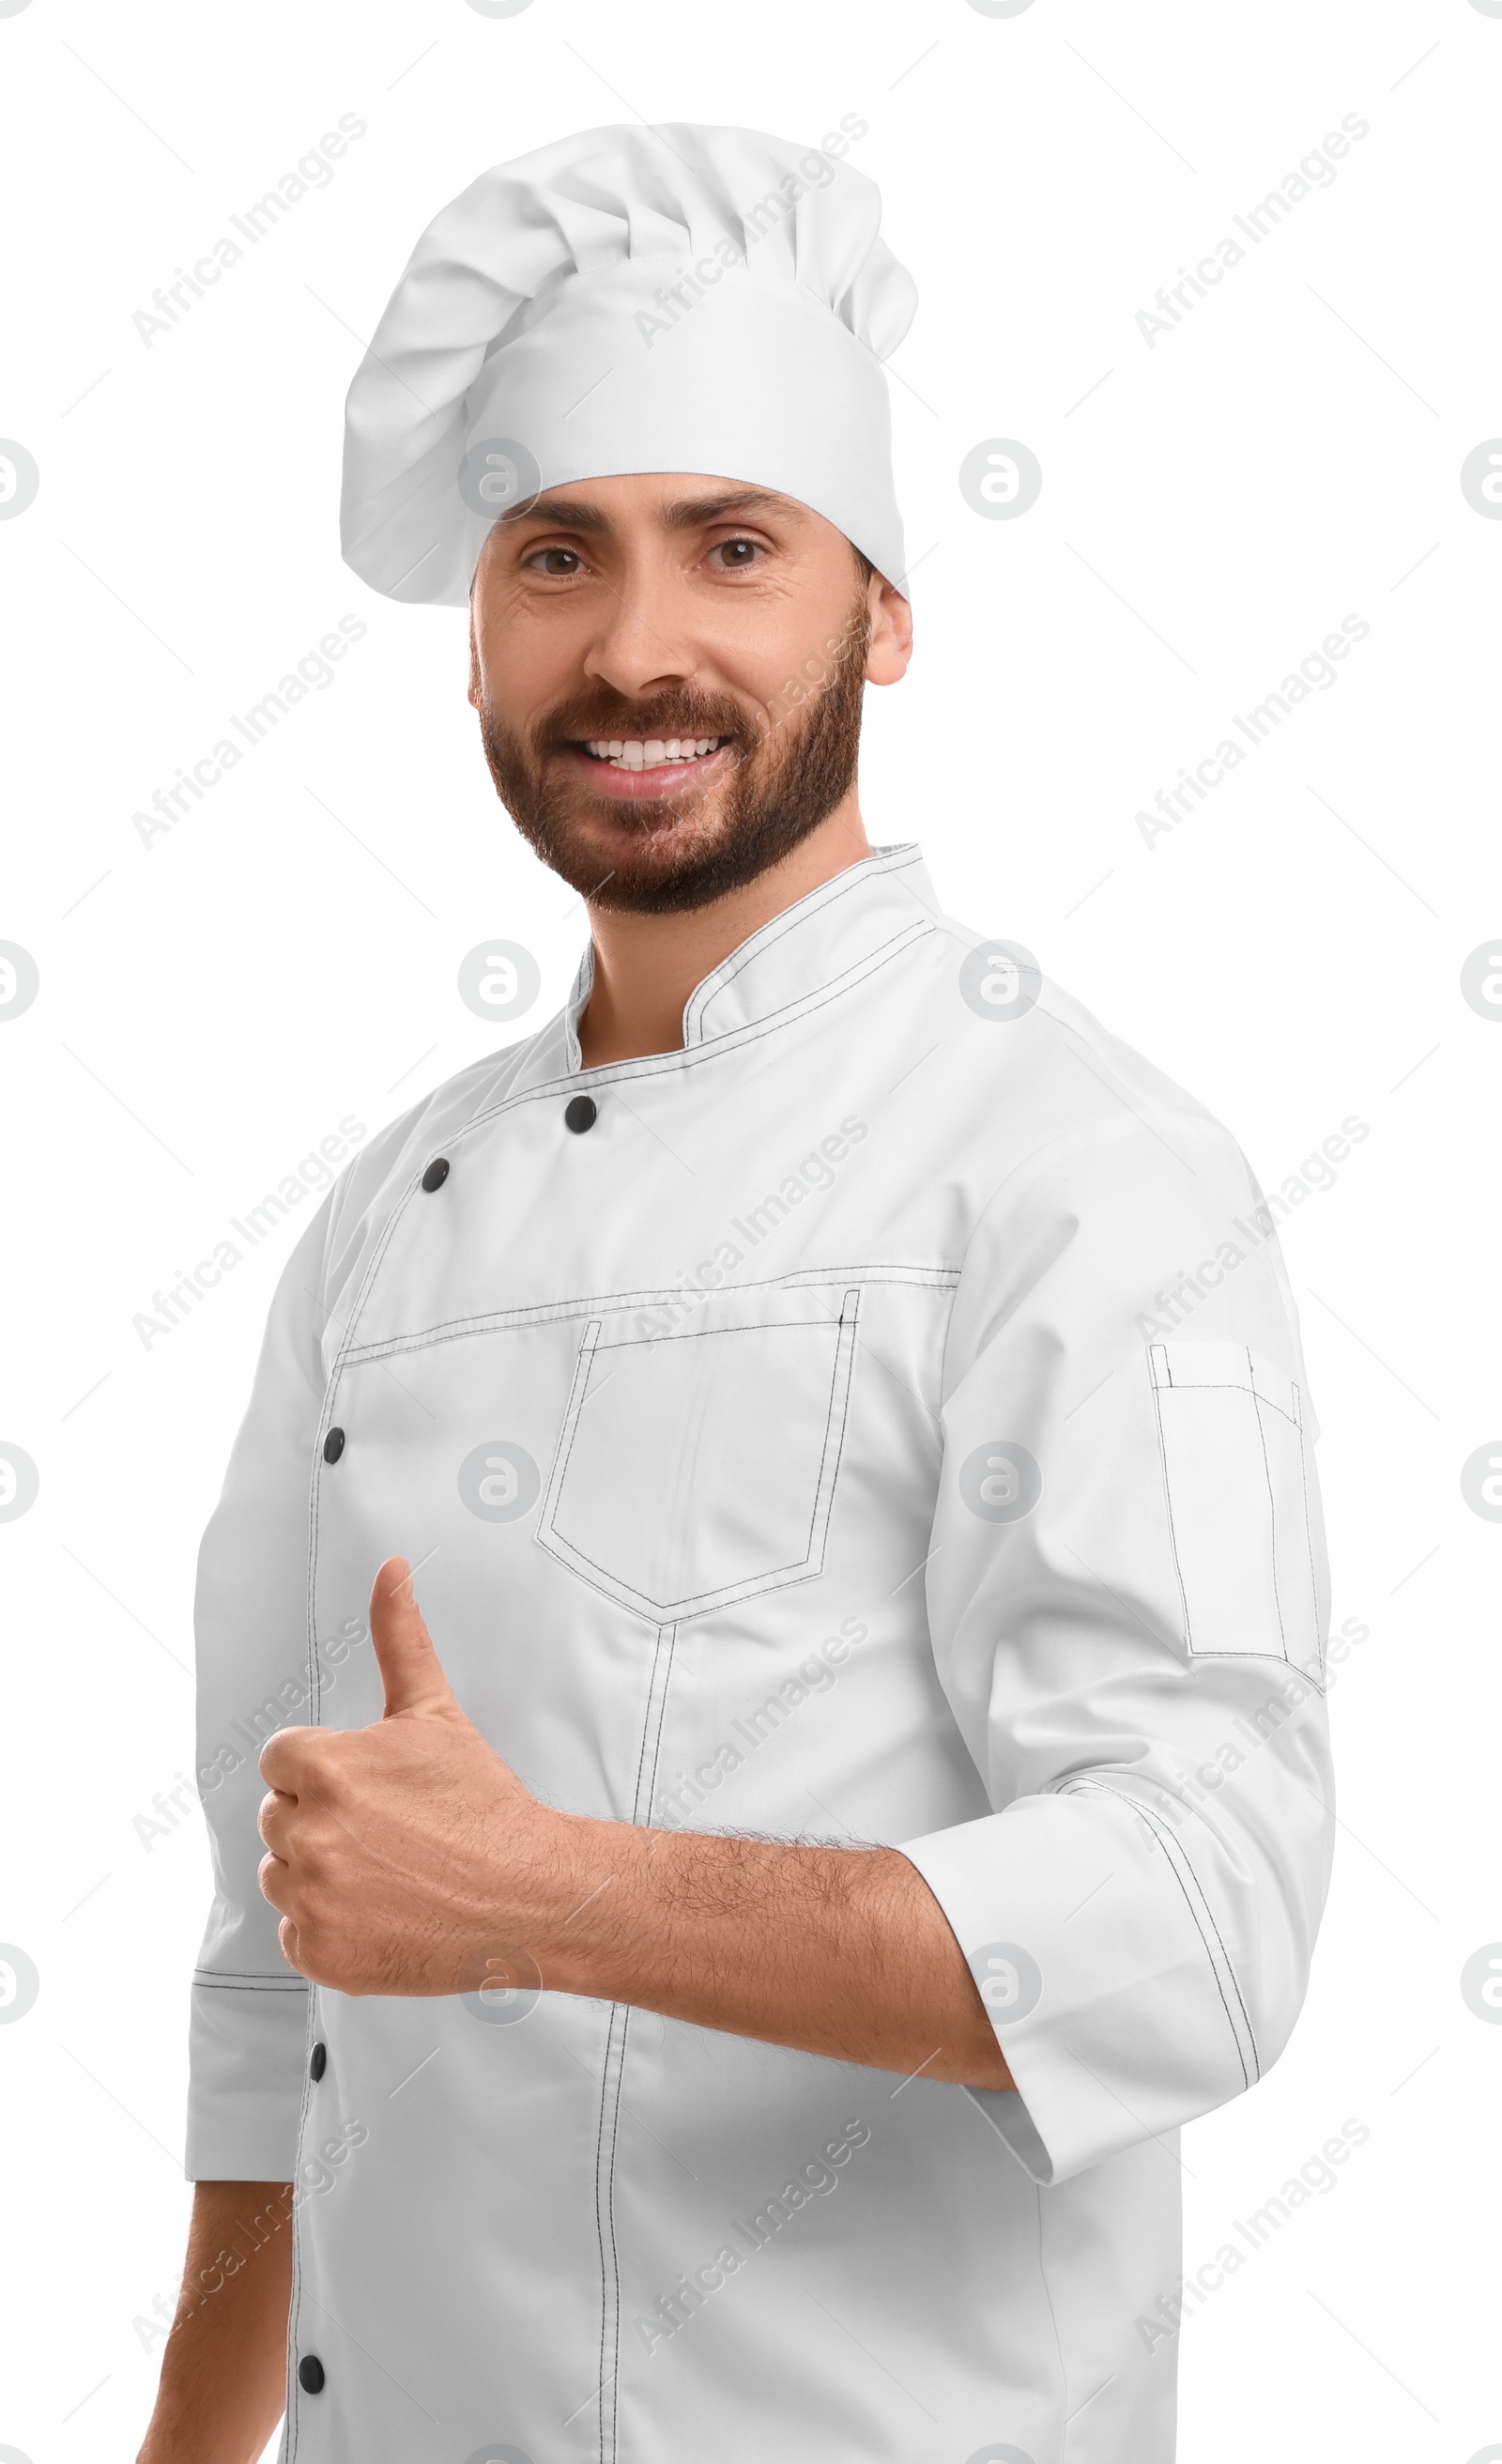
left=575, top=795, right=872, bottom=1068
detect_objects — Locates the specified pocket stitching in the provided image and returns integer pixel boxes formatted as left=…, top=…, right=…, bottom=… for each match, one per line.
left=1148, top=1336, right=1301, bottom=1424
left=1248, top=1386, right=1290, bottom=1660
left=1150, top=1341, right=1326, bottom=1677
left=1149, top=1374, right=1195, bottom=1655
left=537, top=1315, right=604, bottom=1548
left=539, top=1293, right=860, bottom=1620
left=556, top=1321, right=851, bottom=1612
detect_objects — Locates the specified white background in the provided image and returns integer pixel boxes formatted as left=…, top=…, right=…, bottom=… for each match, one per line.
left=1, top=1, right=1497, bottom=2457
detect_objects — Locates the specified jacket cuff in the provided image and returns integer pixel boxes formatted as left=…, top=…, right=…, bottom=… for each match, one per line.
left=898, top=1787, right=1260, bottom=2187
left=186, top=1977, right=310, bottom=2180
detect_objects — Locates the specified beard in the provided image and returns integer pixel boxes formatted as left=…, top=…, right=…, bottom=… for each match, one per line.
left=474, top=589, right=872, bottom=915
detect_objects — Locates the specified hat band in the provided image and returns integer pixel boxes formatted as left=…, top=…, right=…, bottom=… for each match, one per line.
left=455, top=259, right=908, bottom=593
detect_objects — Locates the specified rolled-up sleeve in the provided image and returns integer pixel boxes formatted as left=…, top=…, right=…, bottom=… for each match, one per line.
left=186, top=1197, right=336, bottom=2179
left=897, top=1104, right=1336, bottom=2187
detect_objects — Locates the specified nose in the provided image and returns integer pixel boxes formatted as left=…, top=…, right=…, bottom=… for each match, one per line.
left=580, top=559, right=704, bottom=706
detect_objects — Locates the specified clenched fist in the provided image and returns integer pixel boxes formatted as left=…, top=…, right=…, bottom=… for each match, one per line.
left=257, top=1557, right=563, bottom=1995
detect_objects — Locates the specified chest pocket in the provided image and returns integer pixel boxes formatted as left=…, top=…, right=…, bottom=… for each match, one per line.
left=537, top=1286, right=861, bottom=1623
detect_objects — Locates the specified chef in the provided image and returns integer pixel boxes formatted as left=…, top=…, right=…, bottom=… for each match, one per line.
left=139, top=122, right=1336, bottom=2464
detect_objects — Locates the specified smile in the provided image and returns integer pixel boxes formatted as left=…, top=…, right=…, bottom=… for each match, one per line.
left=559, top=735, right=735, bottom=803
left=577, top=734, right=730, bottom=771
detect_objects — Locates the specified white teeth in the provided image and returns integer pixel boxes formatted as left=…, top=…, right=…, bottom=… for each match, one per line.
left=581, top=734, right=726, bottom=770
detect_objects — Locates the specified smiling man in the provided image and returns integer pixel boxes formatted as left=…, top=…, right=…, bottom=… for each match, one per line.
left=467, top=468, right=900, bottom=1067
left=140, top=124, right=1336, bottom=2464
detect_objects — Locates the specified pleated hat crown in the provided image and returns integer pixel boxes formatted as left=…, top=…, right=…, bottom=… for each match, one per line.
left=341, top=121, right=917, bottom=605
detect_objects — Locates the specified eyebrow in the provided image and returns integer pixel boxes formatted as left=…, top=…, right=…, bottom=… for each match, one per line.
left=498, top=485, right=799, bottom=534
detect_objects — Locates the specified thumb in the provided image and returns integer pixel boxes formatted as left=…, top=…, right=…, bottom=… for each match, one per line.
left=369, top=1557, right=462, bottom=1721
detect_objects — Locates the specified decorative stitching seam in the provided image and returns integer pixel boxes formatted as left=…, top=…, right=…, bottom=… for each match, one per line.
left=192, top=1978, right=308, bottom=1993
left=592, top=2004, right=625, bottom=2464
left=1147, top=1341, right=1305, bottom=1410
left=284, top=1992, right=320, bottom=2464
left=545, top=1474, right=822, bottom=1613
left=340, top=1263, right=956, bottom=1367
left=596, top=1622, right=679, bottom=2464
left=594, top=1316, right=839, bottom=1354
left=645, top=1624, right=677, bottom=1824
left=683, top=850, right=927, bottom=1039
left=1031, top=2178, right=1071, bottom=2464
left=1290, top=1389, right=1326, bottom=1688
left=193, top=1967, right=307, bottom=1980
left=1248, top=1382, right=1290, bottom=1658
left=629, top=1626, right=668, bottom=1815
left=600, top=2012, right=629, bottom=2464
left=538, top=1316, right=603, bottom=1529
left=812, top=1286, right=862, bottom=1562
left=1148, top=1378, right=1194, bottom=1654
left=682, top=847, right=925, bottom=1036
left=1059, top=1778, right=1260, bottom=2087
left=1157, top=1379, right=1301, bottom=1424
left=1168, top=1646, right=1324, bottom=1668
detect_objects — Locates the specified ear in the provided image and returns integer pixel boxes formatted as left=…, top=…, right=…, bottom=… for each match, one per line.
left=866, top=578, right=913, bottom=686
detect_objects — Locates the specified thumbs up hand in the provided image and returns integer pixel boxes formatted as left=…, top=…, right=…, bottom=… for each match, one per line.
left=257, top=1557, right=557, bottom=1996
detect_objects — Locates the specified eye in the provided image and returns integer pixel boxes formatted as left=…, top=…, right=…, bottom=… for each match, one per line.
left=523, top=546, right=586, bottom=578
left=707, top=536, right=767, bottom=571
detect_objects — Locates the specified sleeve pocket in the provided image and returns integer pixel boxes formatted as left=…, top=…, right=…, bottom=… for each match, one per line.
left=1148, top=1340, right=1323, bottom=1685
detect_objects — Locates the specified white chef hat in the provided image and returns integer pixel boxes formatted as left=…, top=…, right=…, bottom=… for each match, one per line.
left=340, top=121, right=917, bottom=607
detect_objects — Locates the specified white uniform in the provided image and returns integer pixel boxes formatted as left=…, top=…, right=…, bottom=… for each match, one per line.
left=188, top=843, right=1335, bottom=2464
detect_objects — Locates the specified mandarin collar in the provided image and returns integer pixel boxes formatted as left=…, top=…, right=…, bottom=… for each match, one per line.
left=559, top=842, right=940, bottom=1074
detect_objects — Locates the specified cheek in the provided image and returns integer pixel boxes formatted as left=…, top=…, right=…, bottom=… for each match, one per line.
left=475, top=595, right=597, bottom=727
left=716, top=580, right=867, bottom=709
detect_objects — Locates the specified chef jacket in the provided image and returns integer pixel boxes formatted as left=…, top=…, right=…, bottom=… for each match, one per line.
left=187, top=841, right=1335, bottom=2464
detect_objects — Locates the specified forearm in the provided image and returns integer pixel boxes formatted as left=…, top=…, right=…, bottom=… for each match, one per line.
left=539, top=1819, right=1015, bottom=2089
left=255, top=1563, right=1015, bottom=2091
left=137, top=2179, right=294, bottom=2464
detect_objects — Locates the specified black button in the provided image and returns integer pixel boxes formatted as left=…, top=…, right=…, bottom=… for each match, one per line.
left=421, top=1157, right=450, bottom=1193
left=298, top=2355, right=325, bottom=2395
left=564, top=1095, right=597, bottom=1134
left=309, top=2041, right=327, bottom=2082
left=323, top=1427, right=345, bottom=1464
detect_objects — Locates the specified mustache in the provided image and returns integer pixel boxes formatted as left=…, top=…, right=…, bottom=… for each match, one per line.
left=538, top=695, right=760, bottom=750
